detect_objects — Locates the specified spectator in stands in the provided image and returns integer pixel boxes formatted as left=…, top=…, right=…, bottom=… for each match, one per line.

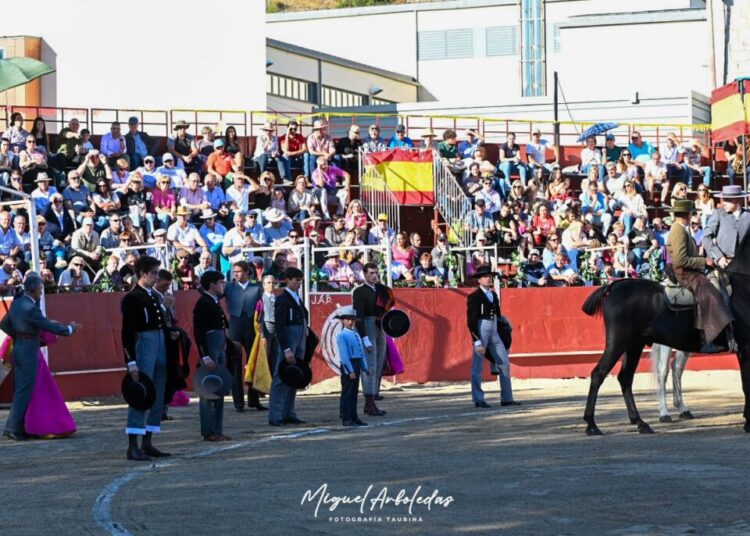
left=362, top=124, right=387, bottom=153
left=409, top=232, right=423, bottom=257
left=19, top=135, right=49, bottom=189
left=660, top=132, right=683, bottom=181
left=542, top=233, right=563, bottom=269
left=100, top=214, right=124, bottom=249
left=561, top=219, right=588, bottom=269
left=263, top=207, right=293, bottom=245
left=306, top=120, right=335, bottom=178
left=463, top=146, right=491, bottom=180
left=628, top=216, right=659, bottom=273
left=270, top=186, right=288, bottom=215
left=0, top=138, right=15, bottom=186
left=158, top=152, right=189, bottom=188
left=263, top=251, right=288, bottom=280
left=326, top=215, right=347, bottom=245
left=695, top=184, right=715, bottom=227
left=438, top=129, right=462, bottom=173
left=420, top=129, right=438, bottom=150
left=430, top=233, right=451, bottom=276
left=458, top=129, right=482, bottom=161
left=100, top=121, right=129, bottom=168
left=168, top=206, right=207, bottom=257
left=522, top=249, right=547, bottom=287
left=125, top=117, right=156, bottom=169
left=287, top=175, right=317, bottom=222
left=602, top=134, right=622, bottom=166
left=321, top=251, right=355, bottom=289
left=645, top=150, right=669, bottom=206
left=223, top=125, right=245, bottom=171
left=494, top=203, right=519, bottom=255
left=11, top=214, right=29, bottom=262
left=301, top=207, right=324, bottom=238
left=222, top=212, right=251, bottom=264
left=198, top=209, right=227, bottom=255
left=111, top=231, right=139, bottom=267
left=580, top=135, right=605, bottom=181
left=168, top=120, right=200, bottom=173
left=198, top=126, right=215, bottom=158
left=29, top=117, right=49, bottom=154
left=147, top=229, right=170, bottom=268
left=682, top=139, right=712, bottom=187
left=471, top=232, right=491, bottom=271
left=58, top=255, right=91, bottom=289
left=530, top=204, right=556, bottom=247
left=30, top=172, right=57, bottom=215
left=4, top=112, right=28, bottom=150
left=134, top=155, right=158, bottom=190
left=77, top=149, right=112, bottom=192
left=71, top=217, right=101, bottom=269
left=111, top=158, right=131, bottom=194
left=526, top=129, right=558, bottom=177
left=311, top=156, right=350, bottom=220
left=602, top=232, right=627, bottom=278
left=121, top=174, right=149, bottom=231
left=92, top=179, right=121, bottom=227
left=244, top=211, right=267, bottom=246
left=392, top=232, right=416, bottom=271
left=546, top=168, right=570, bottom=209
left=253, top=122, right=284, bottom=179
left=627, top=131, right=655, bottom=167
left=603, top=162, right=625, bottom=207
left=55, top=118, right=84, bottom=166
left=546, top=252, right=581, bottom=287
left=388, top=124, right=413, bottom=149
left=580, top=181, right=612, bottom=237
left=93, top=255, right=124, bottom=287
left=37, top=215, right=62, bottom=258
left=507, top=180, right=527, bottom=205
left=335, top=125, right=363, bottom=172
left=175, top=249, right=196, bottom=290
left=725, top=136, right=743, bottom=185
left=45, top=193, right=74, bottom=242
left=669, top=181, right=689, bottom=206
left=618, top=150, right=640, bottom=186
left=474, top=176, right=502, bottom=219
left=367, top=213, right=395, bottom=247
left=207, top=139, right=238, bottom=188
left=122, top=214, right=143, bottom=245
left=497, top=132, right=527, bottom=189
left=465, top=199, right=494, bottom=239
left=152, top=174, right=177, bottom=229
left=0, top=256, right=23, bottom=293
left=202, top=173, right=229, bottom=220
left=279, top=120, right=308, bottom=183
left=463, top=162, right=484, bottom=196
left=226, top=172, right=255, bottom=214
left=194, top=251, right=216, bottom=279
left=344, top=199, right=368, bottom=231
left=179, top=172, right=209, bottom=219
left=414, top=252, right=443, bottom=288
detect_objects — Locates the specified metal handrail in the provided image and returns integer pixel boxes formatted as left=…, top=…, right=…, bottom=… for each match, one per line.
left=433, top=151, right=473, bottom=247
left=358, top=151, right=401, bottom=232
left=309, top=243, right=391, bottom=294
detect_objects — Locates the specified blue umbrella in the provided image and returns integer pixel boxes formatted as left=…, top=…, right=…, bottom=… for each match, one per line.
left=577, top=122, right=619, bottom=143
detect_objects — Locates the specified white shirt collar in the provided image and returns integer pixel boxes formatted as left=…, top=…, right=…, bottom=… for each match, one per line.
left=285, top=287, right=300, bottom=303
left=238, top=280, right=250, bottom=290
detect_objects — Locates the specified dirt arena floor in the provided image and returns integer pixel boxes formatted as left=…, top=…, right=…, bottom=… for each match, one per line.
left=4, top=370, right=750, bottom=536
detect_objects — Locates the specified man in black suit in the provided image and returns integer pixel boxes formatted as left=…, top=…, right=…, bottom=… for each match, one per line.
left=125, top=116, right=157, bottom=169
left=268, top=267, right=308, bottom=426
left=466, top=265, right=519, bottom=408
left=352, top=262, right=393, bottom=416
left=225, top=261, right=265, bottom=412
left=193, top=271, right=231, bottom=442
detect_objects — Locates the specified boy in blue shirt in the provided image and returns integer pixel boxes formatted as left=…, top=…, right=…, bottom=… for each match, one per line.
left=336, top=306, right=369, bottom=427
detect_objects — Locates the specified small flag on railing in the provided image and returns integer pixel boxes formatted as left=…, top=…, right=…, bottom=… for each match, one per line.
left=363, top=149, right=434, bottom=205
left=710, top=79, right=750, bottom=142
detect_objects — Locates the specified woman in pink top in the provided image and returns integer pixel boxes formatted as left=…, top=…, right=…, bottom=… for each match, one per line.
left=151, top=175, right=177, bottom=228
left=530, top=203, right=557, bottom=246
left=344, top=199, right=368, bottom=230
left=391, top=231, right=416, bottom=271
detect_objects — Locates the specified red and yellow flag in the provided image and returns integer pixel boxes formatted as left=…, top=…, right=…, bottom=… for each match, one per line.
left=711, top=80, right=750, bottom=142
left=363, top=149, right=434, bottom=205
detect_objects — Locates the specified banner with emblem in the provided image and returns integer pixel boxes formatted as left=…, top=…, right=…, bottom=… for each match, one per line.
left=362, top=149, right=434, bottom=205
left=710, top=79, right=750, bottom=143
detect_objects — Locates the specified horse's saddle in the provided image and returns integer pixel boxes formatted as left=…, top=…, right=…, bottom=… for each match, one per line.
left=661, top=269, right=732, bottom=311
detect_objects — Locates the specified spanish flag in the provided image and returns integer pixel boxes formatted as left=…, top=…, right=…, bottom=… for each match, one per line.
left=363, top=149, right=434, bottom=206
left=711, top=79, right=750, bottom=143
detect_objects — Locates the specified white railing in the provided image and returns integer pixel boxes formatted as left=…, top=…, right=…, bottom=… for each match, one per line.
left=358, top=151, right=401, bottom=231
left=433, top=152, right=473, bottom=247
left=239, top=241, right=310, bottom=311
left=309, top=242, right=392, bottom=294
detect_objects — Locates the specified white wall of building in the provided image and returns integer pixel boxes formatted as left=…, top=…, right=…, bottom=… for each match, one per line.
left=0, top=0, right=266, bottom=111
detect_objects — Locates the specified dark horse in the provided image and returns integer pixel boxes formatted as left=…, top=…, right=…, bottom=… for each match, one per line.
left=581, top=234, right=750, bottom=436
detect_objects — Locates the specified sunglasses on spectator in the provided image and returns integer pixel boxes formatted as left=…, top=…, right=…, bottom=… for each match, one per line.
left=622, top=152, right=631, bottom=156
left=53, top=199, right=62, bottom=204
left=72, top=262, right=84, bottom=267
left=26, top=140, right=35, bottom=144
left=548, top=237, right=559, bottom=241
left=289, top=234, right=298, bottom=238
left=310, top=233, right=318, bottom=238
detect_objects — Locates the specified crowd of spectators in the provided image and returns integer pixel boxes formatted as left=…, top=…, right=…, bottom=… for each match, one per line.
left=0, top=111, right=738, bottom=293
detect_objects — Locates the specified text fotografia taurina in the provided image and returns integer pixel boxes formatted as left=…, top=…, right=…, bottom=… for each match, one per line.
left=301, top=483, right=454, bottom=518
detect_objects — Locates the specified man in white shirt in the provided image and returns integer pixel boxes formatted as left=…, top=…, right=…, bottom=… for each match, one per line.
left=167, top=207, right=207, bottom=256
left=367, top=213, right=396, bottom=246
left=526, top=129, right=558, bottom=177
left=580, top=135, right=605, bottom=181
left=31, top=172, right=58, bottom=214
left=225, top=172, right=254, bottom=214
left=156, top=153, right=187, bottom=189
left=474, top=178, right=502, bottom=218
left=659, top=132, right=684, bottom=181
left=644, top=150, right=669, bottom=205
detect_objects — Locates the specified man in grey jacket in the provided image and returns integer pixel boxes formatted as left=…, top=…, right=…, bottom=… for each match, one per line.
left=701, top=185, right=750, bottom=268
left=2, top=274, right=80, bottom=440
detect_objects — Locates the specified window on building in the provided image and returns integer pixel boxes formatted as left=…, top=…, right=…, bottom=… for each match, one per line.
left=520, top=0, right=546, bottom=97
left=418, top=29, right=473, bottom=60
left=553, top=24, right=561, bottom=54
left=486, top=26, right=519, bottom=56
left=322, top=86, right=365, bottom=108
left=370, top=96, right=394, bottom=106
left=266, top=73, right=313, bottom=103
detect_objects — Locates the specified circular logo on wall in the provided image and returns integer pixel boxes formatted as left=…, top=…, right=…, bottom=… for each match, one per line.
left=320, top=309, right=344, bottom=374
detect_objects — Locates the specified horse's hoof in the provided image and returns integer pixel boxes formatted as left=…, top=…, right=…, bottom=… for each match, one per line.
left=659, top=415, right=673, bottom=423
left=679, top=411, right=694, bottom=420
left=585, top=426, right=603, bottom=436
left=638, top=423, right=654, bottom=434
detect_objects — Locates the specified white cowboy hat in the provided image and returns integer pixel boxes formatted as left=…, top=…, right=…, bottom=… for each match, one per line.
left=264, top=207, right=285, bottom=223
left=200, top=209, right=217, bottom=220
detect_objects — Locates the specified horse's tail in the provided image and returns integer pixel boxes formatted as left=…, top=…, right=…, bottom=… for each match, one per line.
left=581, top=284, right=611, bottom=317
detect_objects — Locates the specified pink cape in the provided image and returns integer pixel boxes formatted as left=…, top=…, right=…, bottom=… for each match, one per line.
left=383, top=336, right=405, bottom=376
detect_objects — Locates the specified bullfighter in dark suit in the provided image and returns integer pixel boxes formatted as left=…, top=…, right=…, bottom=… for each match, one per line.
left=1, top=274, right=80, bottom=441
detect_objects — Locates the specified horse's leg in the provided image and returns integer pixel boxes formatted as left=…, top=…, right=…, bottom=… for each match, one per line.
left=618, top=343, right=653, bottom=434
left=672, top=351, right=693, bottom=419
left=584, top=344, right=624, bottom=436
left=737, top=349, right=750, bottom=432
left=653, top=345, right=672, bottom=423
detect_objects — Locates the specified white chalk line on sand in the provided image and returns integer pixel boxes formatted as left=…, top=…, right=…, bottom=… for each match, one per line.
left=92, top=406, right=510, bottom=535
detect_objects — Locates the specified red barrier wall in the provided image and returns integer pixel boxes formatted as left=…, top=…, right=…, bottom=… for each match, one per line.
left=0, top=288, right=738, bottom=401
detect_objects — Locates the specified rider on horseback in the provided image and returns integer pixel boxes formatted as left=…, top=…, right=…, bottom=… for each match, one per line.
left=666, top=199, right=737, bottom=353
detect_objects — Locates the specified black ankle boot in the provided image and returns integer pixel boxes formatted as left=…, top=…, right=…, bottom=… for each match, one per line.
left=141, top=432, right=171, bottom=458
left=127, top=434, right=150, bottom=461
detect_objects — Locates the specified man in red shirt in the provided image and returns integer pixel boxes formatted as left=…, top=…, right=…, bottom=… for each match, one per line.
left=206, top=139, right=238, bottom=188
left=279, top=120, right=307, bottom=184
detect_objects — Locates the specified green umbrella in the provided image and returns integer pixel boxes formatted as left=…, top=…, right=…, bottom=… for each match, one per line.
left=0, top=57, right=55, bottom=93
